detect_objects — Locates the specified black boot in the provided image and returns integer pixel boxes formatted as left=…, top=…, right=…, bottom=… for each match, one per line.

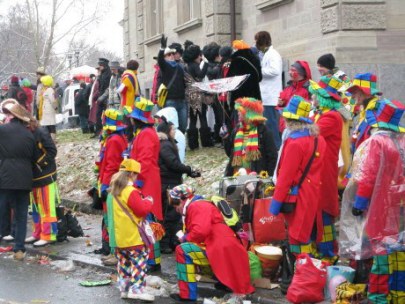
left=187, top=128, right=199, bottom=150
left=214, top=124, right=222, bottom=143
left=200, top=127, right=213, bottom=147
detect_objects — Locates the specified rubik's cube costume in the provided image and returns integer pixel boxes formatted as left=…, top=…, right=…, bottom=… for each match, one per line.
left=339, top=99, right=405, bottom=303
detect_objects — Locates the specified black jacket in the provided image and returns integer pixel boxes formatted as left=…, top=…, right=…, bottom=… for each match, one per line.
left=224, top=124, right=277, bottom=177
left=206, top=61, right=221, bottom=80
left=98, top=67, right=112, bottom=103
left=32, top=127, right=57, bottom=188
left=185, top=61, right=208, bottom=81
left=227, top=49, right=262, bottom=106
left=158, top=132, right=191, bottom=185
left=158, top=49, right=186, bottom=100
left=0, top=119, right=36, bottom=190
left=7, top=84, right=27, bottom=107
left=75, top=88, right=90, bottom=116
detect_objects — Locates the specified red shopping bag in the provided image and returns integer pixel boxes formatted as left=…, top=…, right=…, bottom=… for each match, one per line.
left=287, top=254, right=328, bottom=303
left=252, top=198, right=287, bottom=243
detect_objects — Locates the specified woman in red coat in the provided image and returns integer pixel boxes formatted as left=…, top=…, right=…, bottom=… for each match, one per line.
left=168, top=185, right=255, bottom=302
left=128, top=98, right=162, bottom=272
left=309, top=76, right=344, bottom=263
left=270, top=96, right=326, bottom=255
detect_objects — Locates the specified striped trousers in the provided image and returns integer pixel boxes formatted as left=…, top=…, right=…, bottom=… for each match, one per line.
left=31, top=182, right=58, bottom=241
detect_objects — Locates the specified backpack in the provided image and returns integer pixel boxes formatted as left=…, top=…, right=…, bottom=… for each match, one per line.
left=56, top=206, right=84, bottom=242
left=210, top=196, right=242, bottom=233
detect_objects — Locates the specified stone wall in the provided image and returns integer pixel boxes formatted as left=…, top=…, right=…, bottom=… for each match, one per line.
left=123, top=0, right=405, bottom=100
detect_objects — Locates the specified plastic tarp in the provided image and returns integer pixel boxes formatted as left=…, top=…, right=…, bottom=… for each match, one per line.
left=339, top=131, right=405, bottom=259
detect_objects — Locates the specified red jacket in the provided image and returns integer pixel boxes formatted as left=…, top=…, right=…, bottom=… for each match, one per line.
left=98, top=133, right=128, bottom=186
left=184, top=199, right=255, bottom=294
left=316, top=110, right=343, bottom=217
left=270, top=130, right=326, bottom=243
left=130, top=127, right=162, bottom=220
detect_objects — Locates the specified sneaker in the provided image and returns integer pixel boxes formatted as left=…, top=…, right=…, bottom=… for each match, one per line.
left=120, top=292, right=128, bottom=299
left=3, top=235, right=14, bottom=242
left=25, top=236, right=39, bottom=244
left=102, top=254, right=118, bottom=266
left=33, top=240, right=53, bottom=247
left=127, top=289, right=155, bottom=302
left=13, top=250, right=26, bottom=261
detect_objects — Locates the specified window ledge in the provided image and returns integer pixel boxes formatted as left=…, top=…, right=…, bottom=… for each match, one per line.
left=143, top=34, right=162, bottom=46
left=256, top=0, right=294, bottom=12
left=173, top=18, right=202, bottom=34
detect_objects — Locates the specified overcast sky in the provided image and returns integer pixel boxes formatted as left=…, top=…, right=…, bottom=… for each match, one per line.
left=0, top=0, right=124, bottom=58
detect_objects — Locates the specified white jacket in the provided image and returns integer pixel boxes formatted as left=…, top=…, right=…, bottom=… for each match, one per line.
left=39, top=87, right=57, bottom=126
left=259, top=46, right=282, bottom=106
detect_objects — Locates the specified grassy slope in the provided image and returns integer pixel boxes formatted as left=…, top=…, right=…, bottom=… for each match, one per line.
left=56, top=129, right=228, bottom=202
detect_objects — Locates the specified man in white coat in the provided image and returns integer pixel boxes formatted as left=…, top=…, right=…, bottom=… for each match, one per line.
left=254, top=31, right=283, bottom=149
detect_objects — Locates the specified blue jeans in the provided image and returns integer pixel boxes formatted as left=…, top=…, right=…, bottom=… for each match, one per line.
left=0, top=189, right=29, bottom=252
left=264, top=105, right=281, bottom=150
left=165, top=99, right=188, bottom=133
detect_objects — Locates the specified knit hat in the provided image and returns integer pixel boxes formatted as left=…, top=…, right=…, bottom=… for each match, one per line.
left=36, top=67, right=46, bottom=75
left=169, top=184, right=195, bottom=200
left=309, top=75, right=344, bottom=101
left=1, top=98, right=32, bottom=122
left=183, top=44, right=201, bottom=63
left=282, top=95, right=313, bottom=124
left=164, top=47, right=176, bottom=56
left=232, top=40, right=250, bottom=50
left=235, top=97, right=266, bottom=125
left=119, top=159, right=141, bottom=173
left=346, top=73, right=381, bottom=96
left=366, top=99, right=405, bottom=133
left=40, top=75, right=54, bottom=87
left=317, top=53, right=336, bottom=70
left=102, top=109, right=127, bottom=131
left=169, top=42, right=184, bottom=55
left=21, top=79, right=31, bottom=88
left=10, top=75, right=19, bottom=84
left=129, top=97, right=155, bottom=124
left=110, top=61, right=120, bottom=69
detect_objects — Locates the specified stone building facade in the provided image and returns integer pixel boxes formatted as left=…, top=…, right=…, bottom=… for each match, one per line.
left=123, top=0, right=405, bottom=100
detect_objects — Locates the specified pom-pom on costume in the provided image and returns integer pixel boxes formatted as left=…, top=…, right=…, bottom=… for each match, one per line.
left=338, top=99, right=405, bottom=303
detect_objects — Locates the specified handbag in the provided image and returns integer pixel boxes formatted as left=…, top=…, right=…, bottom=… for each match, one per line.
left=157, top=66, right=179, bottom=108
left=113, top=195, right=156, bottom=247
left=280, top=136, right=318, bottom=213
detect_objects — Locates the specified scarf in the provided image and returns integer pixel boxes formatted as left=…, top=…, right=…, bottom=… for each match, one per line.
left=232, top=123, right=261, bottom=167
left=38, top=86, right=47, bottom=121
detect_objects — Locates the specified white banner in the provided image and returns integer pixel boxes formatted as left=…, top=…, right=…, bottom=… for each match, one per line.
left=192, top=74, right=250, bottom=94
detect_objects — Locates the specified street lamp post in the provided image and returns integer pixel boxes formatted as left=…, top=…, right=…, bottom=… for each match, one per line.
left=67, top=54, right=73, bottom=69
left=74, top=50, right=80, bottom=67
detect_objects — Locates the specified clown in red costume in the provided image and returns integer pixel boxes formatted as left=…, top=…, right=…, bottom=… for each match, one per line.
left=128, top=97, right=162, bottom=271
left=168, top=184, right=254, bottom=303
left=339, top=99, right=405, bottom=303
left=270, top=95, right=326, bottom=256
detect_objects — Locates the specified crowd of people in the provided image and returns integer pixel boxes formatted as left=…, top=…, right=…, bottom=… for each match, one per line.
left=0, top=29, right=404, bottom=304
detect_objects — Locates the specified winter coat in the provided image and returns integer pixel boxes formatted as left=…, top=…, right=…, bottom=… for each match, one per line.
left=22, top=87, right=34, bottom=114
left=183, top=199, right=255, bottom=295
left=316, top=109, right=343, bottom=217
left=88, top=80, right=99, bottom=124
left=224, top=124, right=277, bottom=176
left=158, top=49, right=186, bottom=100
left=158, top=132, right=191, bottom=185
left=98, top=67, right=112, bottom=103
left=205, top=61, right=221, bottom=80
left=120, top=69, right=139, bottom=109
left=107, top=185, right=153, bottom=249
left=130, top=126, right=162, bottom=220
left=74, top=88, right=89, bottom=116
left=259, top=46, right=283, bottom=106
left=38, top=87, right=57, bottom=126
left=98, top=133, right=128, bottom=187
left=32, top=127, right=57, bottom=188
left=0, top=119, right=36, bottom=191
left=108, top=74, right=122, bottom=107
left=270, top=129, right=326, bottom=243
left=185, top=61, right=208, bottom=81
left=227, top=49, right=262, bottom=107
left=7, top=84, right=27, bottom=107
